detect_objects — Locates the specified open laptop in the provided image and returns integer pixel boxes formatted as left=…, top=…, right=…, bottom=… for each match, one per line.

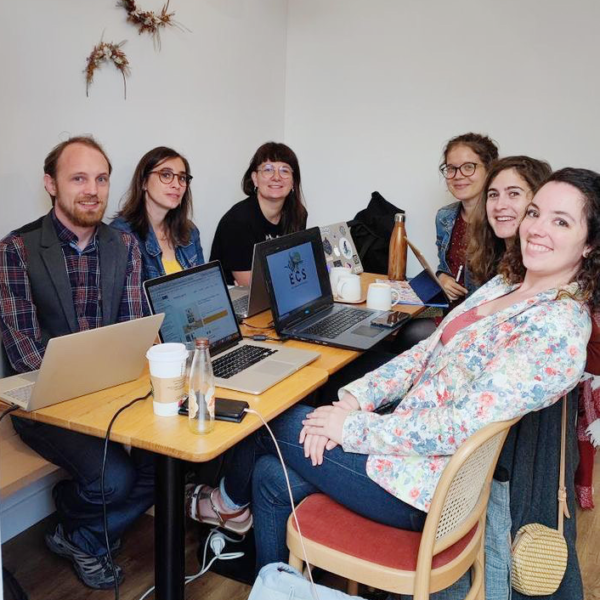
left=319, top=221, right=363, bottom=274
left=228, top=241, right=270, bottom=320
left=260, top=228, right=405, bottom=351
left=0, top=314, right=165, bottom=411
left=143, top=262, right=319, bottom=395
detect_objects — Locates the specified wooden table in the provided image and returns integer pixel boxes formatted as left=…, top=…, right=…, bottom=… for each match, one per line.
left=7, top=366, right=328, bottom=600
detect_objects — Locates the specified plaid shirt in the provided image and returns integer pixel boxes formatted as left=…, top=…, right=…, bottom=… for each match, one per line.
left=0, top=211, right=147, bottom=374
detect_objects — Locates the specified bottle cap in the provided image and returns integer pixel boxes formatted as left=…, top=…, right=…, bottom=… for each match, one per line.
left=394, top=213, right=405, bottom=223
left=195, top=338, right=210, bottom=348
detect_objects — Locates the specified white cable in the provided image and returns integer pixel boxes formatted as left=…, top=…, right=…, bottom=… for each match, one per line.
left=245, top=407, right=321, bottom=600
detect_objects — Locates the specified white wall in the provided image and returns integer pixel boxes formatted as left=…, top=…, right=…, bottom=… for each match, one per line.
left=0, top=0, right=289, bottom=252
left=285, top=0, right=600, bottom=272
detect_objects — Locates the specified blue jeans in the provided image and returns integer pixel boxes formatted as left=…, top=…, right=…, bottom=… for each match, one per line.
left=220, top=404, right=427, bottom=570
left=12, top=416, right=155, bottom=557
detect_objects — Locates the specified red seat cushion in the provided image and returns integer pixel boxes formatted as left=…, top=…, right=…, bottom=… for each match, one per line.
left=291, top=494, right=477, bottom=571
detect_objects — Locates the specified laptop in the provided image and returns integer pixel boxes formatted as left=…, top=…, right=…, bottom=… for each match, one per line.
left=228, top=241, right=270, bottom=320
left=260, top=228, right=405, bottom=351
left=143, top=262, right=319, bottom=395
left=320, top=221, right=363, bottom=274
left=0, top=314, right=165, bottom=411
left=404, top=239, right=450, bottom=308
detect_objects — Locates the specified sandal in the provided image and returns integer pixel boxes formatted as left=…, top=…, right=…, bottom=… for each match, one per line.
left=185, top=484, right=253, bottom=534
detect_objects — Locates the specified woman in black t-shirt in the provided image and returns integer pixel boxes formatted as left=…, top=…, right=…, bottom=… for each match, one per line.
left=210, top=142, right=308, bottom=285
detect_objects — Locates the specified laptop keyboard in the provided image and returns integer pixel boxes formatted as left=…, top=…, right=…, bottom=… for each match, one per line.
left=232, top=295, right=249, bottom=316
left=302, top=307, right=374, bottom=339
left=213, top=345, right=278, bottom=379
left=3, top=384, right=34, bottom=406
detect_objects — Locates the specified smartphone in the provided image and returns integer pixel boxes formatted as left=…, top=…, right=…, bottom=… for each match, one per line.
left=370, top=311, right=410, bottom=328
left=178, top=397, right=249, bottom=423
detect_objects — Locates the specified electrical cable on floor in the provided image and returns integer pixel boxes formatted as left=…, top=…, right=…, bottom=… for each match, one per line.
left=101, top=390, right=151, bottom=600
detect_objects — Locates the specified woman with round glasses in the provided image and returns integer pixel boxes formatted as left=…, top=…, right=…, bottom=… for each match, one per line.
left=436, top=133, right=499, bottom=304
left=210, top=141, right=308, bottom=286
left=111, top=146, right=204, bottom=280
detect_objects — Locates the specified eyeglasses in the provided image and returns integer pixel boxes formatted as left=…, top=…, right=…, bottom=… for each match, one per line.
left=439, top=162, right=479, bottom=179
left=149, top=170, right=193, bottom=186
left=256, top=164, right=293, bottom=179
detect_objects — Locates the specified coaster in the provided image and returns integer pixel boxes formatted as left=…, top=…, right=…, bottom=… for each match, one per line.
left=333, top=294, right=367, bottom=304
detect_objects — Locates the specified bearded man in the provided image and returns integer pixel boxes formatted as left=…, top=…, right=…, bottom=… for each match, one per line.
left=0, top=136, right=153, bottom=589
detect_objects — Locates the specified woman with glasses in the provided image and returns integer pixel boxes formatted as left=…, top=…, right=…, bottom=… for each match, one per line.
left=436, top=133, right=499, bottom=304
left=111, top=146, right=204, bottom=280
left=210, top=141, right=308, bottom=286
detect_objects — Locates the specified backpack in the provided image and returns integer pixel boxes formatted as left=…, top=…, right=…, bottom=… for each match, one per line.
left=349, top=191, right=404, bottom=274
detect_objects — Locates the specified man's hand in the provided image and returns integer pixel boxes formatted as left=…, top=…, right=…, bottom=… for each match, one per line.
left=438, top=273, right=468, bottom=301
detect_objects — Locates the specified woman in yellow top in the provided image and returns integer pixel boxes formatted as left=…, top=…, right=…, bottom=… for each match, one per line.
left=111, top=146, right=204, bottom=279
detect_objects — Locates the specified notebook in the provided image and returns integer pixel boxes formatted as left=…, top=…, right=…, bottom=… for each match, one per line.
left=319, top=221, right=363, bottom=274
left=259, top=228, right=405, bottom=351
left=143, top=262, right=319, bottom=395
left=0, top=314, right=165, bottom=411
left=228, top=241, right=270, bottom=320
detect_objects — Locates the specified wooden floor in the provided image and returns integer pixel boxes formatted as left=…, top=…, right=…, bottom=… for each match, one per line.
left=3, top=451, right=599, bottom=599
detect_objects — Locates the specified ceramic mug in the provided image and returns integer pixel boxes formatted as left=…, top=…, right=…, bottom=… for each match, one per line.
left=336, top=274, right=362, bottom=302
left=366, top=283, right=401, bottom=311
left=329, top=266, right=352, bottom=294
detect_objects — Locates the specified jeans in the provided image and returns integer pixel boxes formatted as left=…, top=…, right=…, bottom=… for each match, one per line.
left=219, top=404, right=427, bottom=570
left=12, top=416, right=155, bottom=557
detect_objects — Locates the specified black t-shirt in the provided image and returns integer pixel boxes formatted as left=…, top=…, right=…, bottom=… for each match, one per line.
left=210, top=196, right=284, bottom=284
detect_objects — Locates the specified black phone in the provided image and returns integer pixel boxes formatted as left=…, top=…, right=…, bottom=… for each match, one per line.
left=370, top=311, right=411, bottom=328
left=178, top=397, right=249, bottom=423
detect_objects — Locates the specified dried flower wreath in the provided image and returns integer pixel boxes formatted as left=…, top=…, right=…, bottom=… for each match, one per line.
left=117, top=0, right=181, bottom=49
left=85, top=40, right=130, bottom=99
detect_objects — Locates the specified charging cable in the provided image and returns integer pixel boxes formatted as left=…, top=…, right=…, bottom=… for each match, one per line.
left=241, top=320, right=275, bottom=330
left=243, top=334, right=288, bottom=342
left=101, top=390, right=152, bottom=600
left=244, top=407, right=321, bottom=600
left=0, top=404, right=19, bottom=423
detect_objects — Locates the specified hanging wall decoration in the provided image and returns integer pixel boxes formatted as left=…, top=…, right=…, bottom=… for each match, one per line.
left=85, top=39, right=130, bottom=99
left=117, top=0, right=182, bottom=49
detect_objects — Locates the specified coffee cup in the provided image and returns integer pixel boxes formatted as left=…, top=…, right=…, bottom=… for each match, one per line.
left=329, top=266, right=352, bottom=295
left=146, top=343, right=188, bottom=416
left=336, top=274, right=362, bottom=302
left=366, top=283, right=401, bottom=311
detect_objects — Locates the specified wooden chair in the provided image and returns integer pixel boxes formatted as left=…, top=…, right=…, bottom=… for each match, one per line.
left=286, top=417, right=519, bottom=600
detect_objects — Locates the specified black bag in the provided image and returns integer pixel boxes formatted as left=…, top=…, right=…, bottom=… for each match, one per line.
left=349, top=191, right=404, bottom=274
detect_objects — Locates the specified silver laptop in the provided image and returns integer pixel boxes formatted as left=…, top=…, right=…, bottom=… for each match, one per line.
left=228, top=241, right=270, bottom=320
left=0, top=314, right=165, bottom=411
left=320, top=221, right=363, bottom=274
left=143, top=262, right=319, bottom=395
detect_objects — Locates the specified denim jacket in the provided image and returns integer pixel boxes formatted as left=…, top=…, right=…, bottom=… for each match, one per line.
left=435, top=201, right=476, bottom=295
left=110, top=216, right=205, bottom=281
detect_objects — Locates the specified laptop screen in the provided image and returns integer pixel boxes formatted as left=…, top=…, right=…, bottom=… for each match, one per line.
left=265, top=240, right=323, bottom=320
left=144, top=262, right=241, bottom=353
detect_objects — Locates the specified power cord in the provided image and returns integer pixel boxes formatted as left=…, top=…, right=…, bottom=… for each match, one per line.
left=241, top=321, right=275, bottom=330
left=136, top=528, right=245, bottom=600
left=243, top=334, right=289, bottom=342
left=101, top=390, right=152, bottom=600
left=0, top=403, right=19, bottom=422
left=244, top=407, right=321, bottom=600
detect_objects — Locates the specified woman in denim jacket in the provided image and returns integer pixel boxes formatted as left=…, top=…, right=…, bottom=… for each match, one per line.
left=111, top=147, right=204, bottom=280
left=436, top=133, right=498, bottom=303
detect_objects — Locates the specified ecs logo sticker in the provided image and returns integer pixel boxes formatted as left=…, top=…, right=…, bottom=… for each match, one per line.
left=286, top=251, right=307, bottom=285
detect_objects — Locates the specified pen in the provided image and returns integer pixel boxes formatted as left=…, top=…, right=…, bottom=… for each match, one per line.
left=456, top=265, right=464, bottom=283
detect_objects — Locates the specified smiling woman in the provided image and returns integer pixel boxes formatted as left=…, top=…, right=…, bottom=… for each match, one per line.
left=110, top=146, right=205, bottom=280
left=209, top=142, right=308, bottom=286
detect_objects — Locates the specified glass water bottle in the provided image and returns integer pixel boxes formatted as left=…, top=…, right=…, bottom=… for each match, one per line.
left=188, top=338, right=215, bottom=434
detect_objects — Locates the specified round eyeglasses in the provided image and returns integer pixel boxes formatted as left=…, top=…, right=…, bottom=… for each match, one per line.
left=439, top=162, right=479, bottom=179
left=149, top=170, right=193, bottom=186
left=256, top=164, right=293, bottom=179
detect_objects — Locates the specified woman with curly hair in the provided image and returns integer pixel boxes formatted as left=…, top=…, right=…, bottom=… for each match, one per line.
left=187, top=168, right=600, bottom=597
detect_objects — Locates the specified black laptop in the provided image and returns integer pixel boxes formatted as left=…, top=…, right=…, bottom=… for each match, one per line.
left=259, top=228, right=405, bottom=350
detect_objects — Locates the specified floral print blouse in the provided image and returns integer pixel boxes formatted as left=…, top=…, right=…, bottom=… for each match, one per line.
left=340, top=275, right=591, bottom=512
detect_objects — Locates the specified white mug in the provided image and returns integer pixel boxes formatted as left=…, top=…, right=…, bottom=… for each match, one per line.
left=329, top=266, right=352, bottom=294
left=336, top=274, right=362, bottom=302
left=366, top=283, right=401, bottom=311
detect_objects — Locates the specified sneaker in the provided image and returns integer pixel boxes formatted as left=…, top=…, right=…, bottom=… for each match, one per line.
left=45, top=525, right=124, bottom=589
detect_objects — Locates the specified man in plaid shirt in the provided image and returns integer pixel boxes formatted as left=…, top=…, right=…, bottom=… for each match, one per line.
left=0, top=136, right=153, bottom=589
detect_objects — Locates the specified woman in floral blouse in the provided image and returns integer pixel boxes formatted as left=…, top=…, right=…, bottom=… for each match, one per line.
left=187, top=167, right=600, bottom=571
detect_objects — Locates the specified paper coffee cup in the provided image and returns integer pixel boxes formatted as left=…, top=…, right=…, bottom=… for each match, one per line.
left=146, top=343, right=188, bottom=416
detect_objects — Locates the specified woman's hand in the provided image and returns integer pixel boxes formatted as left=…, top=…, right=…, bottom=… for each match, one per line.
left=438, top=273, right=468, bottom=301
left=299, top=430, right=338, bottom=466
left=301, top=404, right=352, bottom=446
